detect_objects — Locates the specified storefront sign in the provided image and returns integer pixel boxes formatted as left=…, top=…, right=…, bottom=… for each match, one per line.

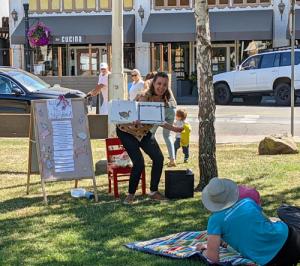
left=53, top=35, right=86, bottom=44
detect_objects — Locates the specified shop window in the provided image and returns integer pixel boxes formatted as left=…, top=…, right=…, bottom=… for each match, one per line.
left=87, top=0, right=96, bottom=8
left=230, top=47, right=236, bottom=71
left=62, top=0, right=96, bottom=11
left=212, top=47, right=227, bottom=74
left=51, top=0, right=61, bottom=10
left=40, top=0, right=49, bottom=10
left=155, top=0, right=190, bottom=8
left=124, top=0, right=133, bottom=9
left=219, top=0, right=229, bottom=4
left=232, top=0, right=243, bottom=4
left=208, top=0, right=216, bottom=5
left=30, top=0, right=61, bottom=12
left=32, top=45, right=59, bottom=76
left=163, top=44, right=168, bottom=72
left=124, top=44, right=135, bottom=70
left=155, top=0, right=165, bottom=6
left=168, top=0, right=177, bottom=6
left=29, top=0, right=38, bottom=11
left=171, top=43, right=190, bottom=79
left=180, top=0, right=189, bottom=5
left=75, top=0, right=85, bottom=9
left=63, top=0, right=73, bottom=10
left=99, top=0, right=111, bottom=9
left=246, top=0, right=256, bottom=3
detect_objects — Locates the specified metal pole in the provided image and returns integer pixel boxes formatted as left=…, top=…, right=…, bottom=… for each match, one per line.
left=291, top=0, right=296, bottom=136
left=23, top=2, right=30, bottom=72
left=108, top=0, right=126, bottom=136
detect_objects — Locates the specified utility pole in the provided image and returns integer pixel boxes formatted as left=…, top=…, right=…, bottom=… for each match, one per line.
left=291, top=0, right=296, bottom=136
left=108, top=0, right=127, bottom=136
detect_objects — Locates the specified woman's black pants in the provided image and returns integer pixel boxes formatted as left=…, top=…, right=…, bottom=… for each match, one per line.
left=116, top=128, right=164, bottom=195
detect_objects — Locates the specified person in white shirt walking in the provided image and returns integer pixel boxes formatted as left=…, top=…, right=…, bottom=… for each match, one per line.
left=129, top=69, right=144, bottom=101
left=86, top=62, right=111, bottom=115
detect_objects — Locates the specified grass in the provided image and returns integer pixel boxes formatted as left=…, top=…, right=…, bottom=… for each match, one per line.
left=0, top=138, right=299, bottom=266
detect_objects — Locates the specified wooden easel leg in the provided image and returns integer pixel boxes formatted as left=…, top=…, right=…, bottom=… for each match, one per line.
left=27, top=113, right=33, bottom=195
left=26, top=172, right=30, bottom=195
left=41, top=179, right=48, bottom=205
left=74, top=180, right=78, bottom=188
left=92, top=177, right=98, bottom=202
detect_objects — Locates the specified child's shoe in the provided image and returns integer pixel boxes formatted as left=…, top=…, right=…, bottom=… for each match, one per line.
left=184, top=159, right=188, bottom=163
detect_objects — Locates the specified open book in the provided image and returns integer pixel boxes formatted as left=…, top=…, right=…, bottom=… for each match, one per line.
left=108, top=100, right=165, bottom=124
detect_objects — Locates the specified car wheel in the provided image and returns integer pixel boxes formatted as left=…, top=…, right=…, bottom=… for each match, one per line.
left=244, top=96, right=262, bottom=105
left=214, top=83, right=232, bottom=105
left=274, top=83, right=291, bottom=106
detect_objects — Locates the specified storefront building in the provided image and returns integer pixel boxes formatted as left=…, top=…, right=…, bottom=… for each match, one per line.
left=8, top=0, right=294, bottom=97
left=9, top=0, right=136, bottom=76
left=0, top=17, right=10, bottom=67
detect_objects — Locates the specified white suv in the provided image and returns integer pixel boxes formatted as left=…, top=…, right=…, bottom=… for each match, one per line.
left=213, top=48, right=300, bottom=105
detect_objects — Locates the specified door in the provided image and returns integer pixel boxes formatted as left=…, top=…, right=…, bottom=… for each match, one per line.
left=256, top=53, right=279, bottom=91
left=0, top=75, right=29, bottom=113
left=212, top=47, right=227, bottom=75
left=76, top=49, right=99, bottom=76
left=233, top=55, right=261, bottom=92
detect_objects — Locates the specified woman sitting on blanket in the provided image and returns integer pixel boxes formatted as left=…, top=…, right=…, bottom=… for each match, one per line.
left=197, top=177, right=300, bottom=266
left=116, top=72, right=183, bottom=205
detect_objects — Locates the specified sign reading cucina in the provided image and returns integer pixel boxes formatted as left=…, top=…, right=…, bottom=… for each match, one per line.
left=53, top=35, right=86, bottom=44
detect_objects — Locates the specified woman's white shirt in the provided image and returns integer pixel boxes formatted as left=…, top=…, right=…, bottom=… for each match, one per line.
left=129, top=80, right=145, bottom=100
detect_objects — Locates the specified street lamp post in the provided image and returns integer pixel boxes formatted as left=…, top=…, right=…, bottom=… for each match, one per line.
left=108, top=0, right=126, bottom=136
left=291, top=0, right=296, bottom=136
left=23, top=0, right=30, bottom=72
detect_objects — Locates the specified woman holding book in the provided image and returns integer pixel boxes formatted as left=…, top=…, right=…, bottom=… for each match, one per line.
left=116, top=72, right=182, bottom=205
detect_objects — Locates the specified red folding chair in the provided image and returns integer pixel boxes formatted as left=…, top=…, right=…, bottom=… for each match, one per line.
left=105, top=138, right=146, bottom=198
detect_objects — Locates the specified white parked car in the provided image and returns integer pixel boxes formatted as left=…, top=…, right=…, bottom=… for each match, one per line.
left=213, top=48, right=300, bottom=105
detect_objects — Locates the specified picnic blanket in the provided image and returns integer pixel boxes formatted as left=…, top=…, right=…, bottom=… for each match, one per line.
left=125, top=231, right=258, bottom=266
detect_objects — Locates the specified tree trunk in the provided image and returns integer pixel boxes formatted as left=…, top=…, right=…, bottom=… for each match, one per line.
left=195, top=0, right=218, bottom=191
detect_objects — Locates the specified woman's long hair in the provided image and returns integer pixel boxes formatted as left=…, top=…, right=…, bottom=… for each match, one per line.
left=146, top=72, right=171, bottom=102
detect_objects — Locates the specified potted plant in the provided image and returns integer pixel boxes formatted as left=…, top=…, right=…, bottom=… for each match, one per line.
left=27, top=22, right=51, bottom=48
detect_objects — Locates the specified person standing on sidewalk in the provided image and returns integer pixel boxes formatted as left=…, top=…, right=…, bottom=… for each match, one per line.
left=129, top=69, right=144, bottom=100
left=116, top=72, right=183, bottom=205
left=86, top=62, right=111, bottom=115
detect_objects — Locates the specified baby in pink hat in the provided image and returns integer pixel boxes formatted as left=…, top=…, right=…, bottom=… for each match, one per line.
left=238, top=185, right=261, bottom=205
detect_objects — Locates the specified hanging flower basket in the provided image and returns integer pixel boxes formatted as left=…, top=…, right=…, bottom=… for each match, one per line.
left=27, top=22, right=51, bottom=48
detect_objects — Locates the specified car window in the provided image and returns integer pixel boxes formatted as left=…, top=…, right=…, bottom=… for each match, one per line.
left=0, top=76, right=13, bottom=94
left=280, top=52, right=291, bottom=66
left=279, top=52, right=300, bottom=66
left=296, top=52, right=300, bottom=65
left=274, top=53, right=280, bottom=67
left=5, top=70, right=50, bottom=92
left=241, top=56, right=261, bottom=70
left=260, top=54, right=276, bottom=69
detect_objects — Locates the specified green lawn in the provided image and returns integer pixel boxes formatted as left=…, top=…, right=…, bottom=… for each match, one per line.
left=0, top=138, right=299, bottom=266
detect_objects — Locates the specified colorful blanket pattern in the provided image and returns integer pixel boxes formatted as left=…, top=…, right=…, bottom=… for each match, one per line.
left=126, top=231, right=258, bottom=266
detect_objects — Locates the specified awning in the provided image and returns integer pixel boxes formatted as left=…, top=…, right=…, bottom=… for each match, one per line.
left=142, top=10, right=273, bottom=42
left=11, top=15, right=135, bottom=44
